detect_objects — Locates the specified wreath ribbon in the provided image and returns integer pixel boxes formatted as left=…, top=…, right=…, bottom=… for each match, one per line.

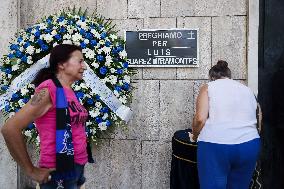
left=0, top=54, right=133, bottom=123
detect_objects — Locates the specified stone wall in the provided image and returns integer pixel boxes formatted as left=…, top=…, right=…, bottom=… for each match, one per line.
left=0, top=0, right=248, bottom=188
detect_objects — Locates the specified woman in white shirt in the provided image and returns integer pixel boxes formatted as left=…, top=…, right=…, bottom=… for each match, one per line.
left=191, top=60, right=260, bottom=189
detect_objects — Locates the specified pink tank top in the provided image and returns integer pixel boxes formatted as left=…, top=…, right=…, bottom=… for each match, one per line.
left=34, top=79, right=88, bottom=168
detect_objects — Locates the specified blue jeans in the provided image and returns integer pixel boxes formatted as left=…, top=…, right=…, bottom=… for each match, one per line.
left=197, top=138, right=261, bottom=189
left=40, top=163, right=86, bottom=189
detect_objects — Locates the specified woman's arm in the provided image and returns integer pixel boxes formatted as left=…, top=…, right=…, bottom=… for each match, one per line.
left=192, top=84, right=209, bottom=141
left=1, top=88, right=54, bottom=184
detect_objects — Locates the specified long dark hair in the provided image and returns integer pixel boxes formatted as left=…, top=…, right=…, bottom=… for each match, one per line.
left=209, top=60, right=231, bottom=80
left=32, top=44, right=82, bottom=87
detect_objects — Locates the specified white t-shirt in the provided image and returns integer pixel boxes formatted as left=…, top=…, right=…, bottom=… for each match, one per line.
left=198, top=78, right=260, bottom=144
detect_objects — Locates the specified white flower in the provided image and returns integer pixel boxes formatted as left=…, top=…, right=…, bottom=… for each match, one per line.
left=30, top=35, right=35, bottom=42
left=44, top=34, right=53, bottom=43
left=110, top=68, right=116, bottom=73
left=53, top=42, right=58, bottom=47
left=102, top=113, right=108, bottom=120
left=105, top=62, right=111, bottom=67
left=19, top=46, right=24, bottom=52
left=91, top=62, right=99, bottom=68
left=89, top=110, right=97, bottom=118
left=86, top=121, right=92, bottom=126
left=77, top=20, right=88, bottom=30
left=24, top=130, right=32, bottom=138
left=123, top=75, right=131, bottom=83
left=119, top=50, right=127, bottom=59
left=84, top=39, right=89, bottom=44
left=80, top=82, right=87, bottom=89
left=63, top=40, right=72, bottom=44
left=97, top=48, right=102, bottom=54
left=98, top=122, right=107, bottom=131
left=51, top=30, right=57, bottom=36
left=18, top=99, right=25, bottom=107
left=75, top=85, right=81, bottom=91
left=110, top=34, right=118, bottom=40
left=63, top=34, right=71, bottom=40
left=72, top=33, right=83, bottom=42
left=39, top=23, right=47, bottom=30
left=99, top=40, right=105, bottom=45
left=35, top=48, right=41, bottom=53
left=85, top=48, right=95, bottom=59
left=27, top=56, right=33, bottom=64
left=91, top=29, right=101, bottom=39
left=17, top=59, right=21, bottom=64
left=12, top=64, right=19, bottom=71
left=9, top=112, right=15, bottom=118
left=114, top=90, right=120, bottom=97
left=26, top=45, right=35, bottom=55
left=95, top=102, right=102, bottom=108
left=102, top=47, right=111, bottom=55
left=119, top=96, right=127, bottom=104
left=108, top=75, right=117, bottom=85
left=21, top=87, right=29, bottom=95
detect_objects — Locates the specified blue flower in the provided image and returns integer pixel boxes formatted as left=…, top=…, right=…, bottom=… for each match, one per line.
left=97, top=55, right=105, bottom=62
left=123, top=62, right=129, bottom=68
left=1, top=85, right=8, bottom=91
left=15, top=51, right=22, bottom=58
left=116, top=68, right=123, bottom=75
left=57, top=16, right=65, bottom=22
left=46, top=18, right=52, bottom=25
left=100, top=107, right=109, bottom=113
left=41, top=44, right=49, bottom=51
left=21, top=55, right=27, bottom=63
left=23, top=42, right=31, bottom=48
left=67, top=19, right=74, bottom=25
left=80, top=42, right=87, bottom=49
left=116, top=45, right=124, bottom=52
left=99, top=66, right=108, bottom=75
left=95, top=95, right=100, bottom=100
left=80, top=16, right=86, bottom=21
left=106, top=120, right=111, bottom=127
left=12, top=93, right=19, bottom=100
left=105, top=41, right=111, bottom=47
left=17, top=37, right=23, bottom=43
left=34, top=31, right=41, bottom=38
left=54, top=34, right=62, bottom=40
left=8, top=53, right=15, bottom=59
left=100, top=32, right=107, bottom=39
left=122, top=83, right=130, bottom=91
left=115, top=85, right=122, bottom=92
left=44, top=28, right=52, bottom=33
left=4, top=105, right=10, bottom=112
left=26, top=27, right=32, bottom=33
left=90, top=40, right=97, bottom=47
left=15, top=108, right=19, bottom=112
left=27, top=123, right=35, bottom=129
left=5, top=68, right=12, bottom=74
left=23, top=98, right=29, bottom=103
left=95, top=117, right=103, bottom=123
left=112, top=48, right=118, bottom=55
left=85, top=32, right=93, bottom=40
left=10, top=44, right=19, bottom=51
left=60, top=27, right=66, bottom=33
left=76, top=91, right=85, bottom=99
left=80, top=29, right=86, bottom=35
left=87, top=98, right=94, bottom=105
left=37, top=39, right=44, bottom=45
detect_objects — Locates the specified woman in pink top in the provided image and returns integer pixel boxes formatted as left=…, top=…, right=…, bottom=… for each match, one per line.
left=1, top=44, right=89, bottom=188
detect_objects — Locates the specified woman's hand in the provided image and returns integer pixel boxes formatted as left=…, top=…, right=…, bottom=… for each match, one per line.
left=27, top=167, right=56, bottom=184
